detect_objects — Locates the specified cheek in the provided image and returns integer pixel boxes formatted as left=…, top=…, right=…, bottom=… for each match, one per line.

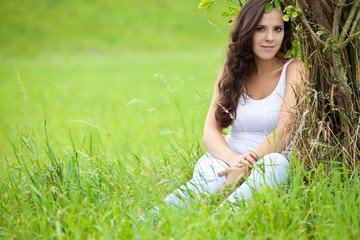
left=277, top=33, right=285, bottom=42
left=252, top=33, right=261, bottom=44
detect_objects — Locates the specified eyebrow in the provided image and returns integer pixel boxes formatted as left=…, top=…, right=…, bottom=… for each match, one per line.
left=257, top=25, right=283, bottom=28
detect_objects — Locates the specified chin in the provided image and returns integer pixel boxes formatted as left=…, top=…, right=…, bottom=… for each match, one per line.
left=254, top=49, right=281, bottom=60
left=256, top=54, right=278, bottom=61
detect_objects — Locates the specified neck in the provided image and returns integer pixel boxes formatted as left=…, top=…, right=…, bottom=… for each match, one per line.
left=254, top=56, right=284, bottom=75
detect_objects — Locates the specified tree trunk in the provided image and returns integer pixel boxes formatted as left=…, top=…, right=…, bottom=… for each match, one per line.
left=291, top=0, right=360, bottom=165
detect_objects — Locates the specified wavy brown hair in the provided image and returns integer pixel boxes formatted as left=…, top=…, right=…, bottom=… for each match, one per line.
left=215, top=0, right=293, bottom=128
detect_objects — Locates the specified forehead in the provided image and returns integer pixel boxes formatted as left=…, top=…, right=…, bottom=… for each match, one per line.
left=258, top=8, right=284, bottom=26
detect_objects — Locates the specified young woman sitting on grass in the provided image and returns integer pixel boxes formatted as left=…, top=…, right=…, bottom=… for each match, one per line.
left=164, top=0, right=306, bottom=210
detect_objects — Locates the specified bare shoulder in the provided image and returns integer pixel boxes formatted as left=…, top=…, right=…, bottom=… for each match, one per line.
left=286, top=59, right=307, bottom=85
left=288, top=58, right=305, bottom=71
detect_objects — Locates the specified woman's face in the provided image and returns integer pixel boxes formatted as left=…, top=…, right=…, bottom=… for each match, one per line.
left=252, top=8, right=285, bottom=61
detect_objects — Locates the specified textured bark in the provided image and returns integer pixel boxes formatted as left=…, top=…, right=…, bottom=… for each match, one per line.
left=288, top=0, right=360, bottom=159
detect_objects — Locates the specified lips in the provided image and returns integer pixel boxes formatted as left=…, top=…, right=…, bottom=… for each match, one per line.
left=261, top=46, right=274, bottom=50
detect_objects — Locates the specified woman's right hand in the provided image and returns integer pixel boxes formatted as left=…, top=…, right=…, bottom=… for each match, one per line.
left=227, top=152, right=258, bottom=168
left=217, top=165, right=250, bottom=197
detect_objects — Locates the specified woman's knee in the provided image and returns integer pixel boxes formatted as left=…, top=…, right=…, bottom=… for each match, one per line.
left=259, top=153, right=289, bottom=168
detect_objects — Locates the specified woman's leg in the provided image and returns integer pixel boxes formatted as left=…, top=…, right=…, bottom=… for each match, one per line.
left=164, top=152, right=227, bottom=208
left=224, top=153, right=289, bottom=209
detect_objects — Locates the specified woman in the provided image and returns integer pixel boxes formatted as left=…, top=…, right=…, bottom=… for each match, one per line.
left=164, top=0, right=306, bottom=209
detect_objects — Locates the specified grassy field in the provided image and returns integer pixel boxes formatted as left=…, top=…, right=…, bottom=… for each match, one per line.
left=1, top=0, right=230, bottom=155
left=1, top=50, right=224, bottom=157
left=1, top=0, right=360, bottom=239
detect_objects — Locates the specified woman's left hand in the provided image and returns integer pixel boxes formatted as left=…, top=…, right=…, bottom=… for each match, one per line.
left=217, top=164, right=251, bottom=196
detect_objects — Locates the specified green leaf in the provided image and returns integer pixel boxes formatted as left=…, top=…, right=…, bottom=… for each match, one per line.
left=198, top=0, right=214, bottom=9
left=274, top=0, right=281, bottom=9
left=316, top=30, right=325, bottom=36
left=283, top=14, right=290, bottom=22
left=284, top=49, right=293, bottom=58
left=265, top=3, right=273, bottom=13
left=221, top=11, right=238, bottom=17
left=292, top=39, right=299, bottom=47
left=291, top=11, right=298, bottom=18
left=229, top=5, right=239, bottom=12
left=284, top=6, right=292, bottom=14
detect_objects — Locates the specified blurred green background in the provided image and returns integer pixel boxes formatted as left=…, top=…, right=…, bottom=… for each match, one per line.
left=1, top=0, right=231, bottom=159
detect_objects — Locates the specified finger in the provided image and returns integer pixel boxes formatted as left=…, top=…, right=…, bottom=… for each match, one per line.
left=235, top=176, right=245, bottom=188
left=247, top=152, right=258, bottom=164
left=226, top=167, right=239, bottom=178
left=222, top=184, right=232, bottom=196
left=249, top=152, right=258, bottom=160
left=231, top=162, right=243, bottom=168
left=217, top=168, right=229, bottom=176
left=243, top=153, right=258, bottom=166
left=239, top=158, right=252, bottom=167
left=244, top=157, right=255, bottom=166
left=224, top=173, right=235, bottom=185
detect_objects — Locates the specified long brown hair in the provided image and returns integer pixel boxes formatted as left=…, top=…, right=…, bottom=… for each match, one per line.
left=215, top=0, right=293, bottom=128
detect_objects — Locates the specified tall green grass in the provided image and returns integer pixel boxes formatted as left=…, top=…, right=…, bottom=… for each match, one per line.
left=1, top=0, right=360, bottom=239
left=2, top=125, right=360, bottom=239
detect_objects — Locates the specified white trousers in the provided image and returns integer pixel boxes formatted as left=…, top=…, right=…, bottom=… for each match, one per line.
left=164, top=152, right=289, bottom=209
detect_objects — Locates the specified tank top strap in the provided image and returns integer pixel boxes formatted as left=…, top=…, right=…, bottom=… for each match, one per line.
left=280, top=58, right=295, bottom=84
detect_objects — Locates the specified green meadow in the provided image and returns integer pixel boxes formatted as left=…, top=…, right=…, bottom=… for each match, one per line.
left=1, top=0, right=359, bottom=239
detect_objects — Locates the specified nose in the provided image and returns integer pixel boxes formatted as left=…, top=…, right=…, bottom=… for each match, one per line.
left=265, top=30, right=274, bottom=42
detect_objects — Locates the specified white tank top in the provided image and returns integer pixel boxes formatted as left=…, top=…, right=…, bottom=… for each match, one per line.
left=225, top=58, right=294, bottom=155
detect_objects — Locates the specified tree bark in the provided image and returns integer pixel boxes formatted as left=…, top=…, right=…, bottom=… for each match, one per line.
left=292, top=0, right=360, bottom=157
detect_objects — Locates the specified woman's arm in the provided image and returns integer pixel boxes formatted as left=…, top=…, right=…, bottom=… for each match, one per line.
left=203, top=68, right=239, bottom=165
left=203, top=68, right=257, bottom=166
left=254, top=59, right=308, bottom=159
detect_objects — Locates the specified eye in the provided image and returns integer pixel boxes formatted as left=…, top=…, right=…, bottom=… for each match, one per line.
left=275, top=27, right=283, bottom=32
left=256, top=26, right=264, bottom=31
